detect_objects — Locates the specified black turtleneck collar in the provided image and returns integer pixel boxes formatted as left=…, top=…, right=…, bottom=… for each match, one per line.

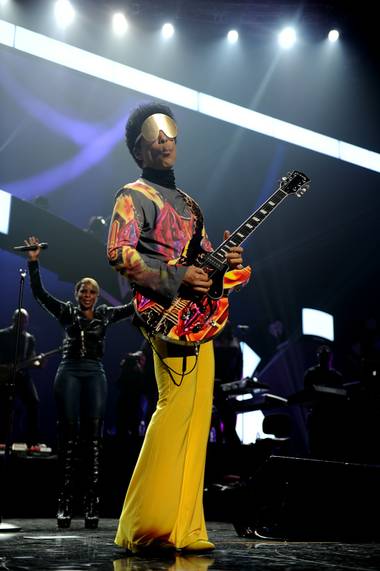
left=141, top=167, right=176, bottom=190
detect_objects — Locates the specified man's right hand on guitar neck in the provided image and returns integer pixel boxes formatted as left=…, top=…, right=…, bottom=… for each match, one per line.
left=182, top=266, right=212, bottom=294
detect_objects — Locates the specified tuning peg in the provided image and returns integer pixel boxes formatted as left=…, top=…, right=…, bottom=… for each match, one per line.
left=295, top=185, right=309, bottom=197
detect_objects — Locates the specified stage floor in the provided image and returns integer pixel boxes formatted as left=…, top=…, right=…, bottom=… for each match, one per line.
left=0, top=519, right=379, bottom=570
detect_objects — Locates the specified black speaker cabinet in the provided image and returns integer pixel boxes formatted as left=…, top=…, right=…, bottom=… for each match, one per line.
left=232, top=455, right=380, bottom=541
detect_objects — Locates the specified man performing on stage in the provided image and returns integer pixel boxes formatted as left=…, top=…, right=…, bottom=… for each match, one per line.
left=107, top=102, right=250, bottom=553
left=0, top=309, right=41, bottom=449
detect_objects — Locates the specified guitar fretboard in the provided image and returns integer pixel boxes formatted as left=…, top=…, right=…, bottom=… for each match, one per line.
left=203, top=187, right=288, bottom=271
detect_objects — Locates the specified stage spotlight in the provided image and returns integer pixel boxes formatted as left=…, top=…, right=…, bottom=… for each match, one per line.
left=54, top=0, right=75, bottom=29
left=112, top=12, right=128, bottom=36
left=302, top=308, right=334, bottom=342
left=162, top=22, right=174, bottom=39
left=328, top=29, right=339, bottom=42
left=278, top=26, right=296, bottom=49
left=227, top=29, right=239, bottom=44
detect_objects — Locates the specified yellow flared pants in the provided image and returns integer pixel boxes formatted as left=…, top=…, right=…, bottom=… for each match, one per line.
left=115, top=338, right=214, bottom=551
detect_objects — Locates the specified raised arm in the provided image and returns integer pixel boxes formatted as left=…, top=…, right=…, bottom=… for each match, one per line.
left=25, top=236, right=67, bottom=320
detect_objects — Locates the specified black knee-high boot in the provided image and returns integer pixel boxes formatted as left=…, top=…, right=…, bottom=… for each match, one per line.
left=81, top=418, right=103, bottom=529
left=56, top=421, right=78, bottom=529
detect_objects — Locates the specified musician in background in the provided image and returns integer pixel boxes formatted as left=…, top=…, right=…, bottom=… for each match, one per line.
left=107, top=101, right=250, bottom=553
left=0, top=308, right=41, bottom=449
left=304, top=345, right=344, bottom=391
left=303, top=345, right=346, bottom=460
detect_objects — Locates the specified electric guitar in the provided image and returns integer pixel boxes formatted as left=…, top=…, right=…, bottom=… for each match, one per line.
left=0, top=346, right=62, bottom=385
left=134, top=170, right=310, bottom=346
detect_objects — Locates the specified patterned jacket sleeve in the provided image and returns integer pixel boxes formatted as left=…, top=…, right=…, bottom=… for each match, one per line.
left=107, top=187, right=187, bottom=301
left=28, top=260, right=68, bottom=320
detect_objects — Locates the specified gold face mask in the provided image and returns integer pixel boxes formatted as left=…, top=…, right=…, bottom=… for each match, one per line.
left=134, top=113, right=177, bottom=149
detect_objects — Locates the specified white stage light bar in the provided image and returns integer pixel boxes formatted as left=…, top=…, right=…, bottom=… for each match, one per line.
left=340, top=142, right=380, bottom=173
left=198, top=93, right=341, bottom=157
left=302, top=308, right=334, bottom=342
left=12, top=24, right=198, bottom=110
left=0, top=189, right=11, bottom=235
left=0, top=19, right=379, bottom=173
left=0, top=18, right=14, bottom=46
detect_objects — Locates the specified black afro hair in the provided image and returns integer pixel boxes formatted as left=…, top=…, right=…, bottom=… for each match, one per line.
left=125, top=101, right=176, bottom=167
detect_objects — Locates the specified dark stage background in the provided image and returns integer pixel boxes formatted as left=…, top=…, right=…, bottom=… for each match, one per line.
left=0, top=0, right=379, bottom=450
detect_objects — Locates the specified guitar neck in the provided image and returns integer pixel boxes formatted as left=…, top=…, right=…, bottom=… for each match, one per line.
left=16, top=346, right=62, bottom=370
left=203, top=185, right=288, bottom=270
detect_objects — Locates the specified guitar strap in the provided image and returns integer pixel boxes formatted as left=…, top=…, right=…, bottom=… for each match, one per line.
left=176, top=188, right=205, bottom=265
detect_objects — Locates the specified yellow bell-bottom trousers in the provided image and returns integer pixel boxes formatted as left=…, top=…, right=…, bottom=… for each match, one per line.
left=115, top=338, right=214, bottom=551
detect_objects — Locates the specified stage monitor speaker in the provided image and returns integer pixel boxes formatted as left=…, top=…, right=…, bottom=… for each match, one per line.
left=232, top=455, right=380, bottom=541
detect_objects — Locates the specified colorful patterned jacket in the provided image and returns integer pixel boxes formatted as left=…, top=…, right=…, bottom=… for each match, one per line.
left=107, top=178, right=251, bottom=303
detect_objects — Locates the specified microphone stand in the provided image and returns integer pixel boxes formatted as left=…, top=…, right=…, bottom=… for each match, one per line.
left=0, top=268, right=26, bottom=532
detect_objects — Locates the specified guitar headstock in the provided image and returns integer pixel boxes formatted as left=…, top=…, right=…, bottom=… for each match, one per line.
left=280, top=170, right=310, bottom=198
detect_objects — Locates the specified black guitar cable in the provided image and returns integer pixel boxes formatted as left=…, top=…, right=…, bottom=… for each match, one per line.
left=147, top=334, right=199, bottom=387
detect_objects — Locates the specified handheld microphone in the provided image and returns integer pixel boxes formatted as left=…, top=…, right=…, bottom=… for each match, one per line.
left=13, top=242, right=49, bottom=252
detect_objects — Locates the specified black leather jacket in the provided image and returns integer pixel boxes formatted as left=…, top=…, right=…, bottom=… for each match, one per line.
left=28, top=261, right=133, bottom=361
